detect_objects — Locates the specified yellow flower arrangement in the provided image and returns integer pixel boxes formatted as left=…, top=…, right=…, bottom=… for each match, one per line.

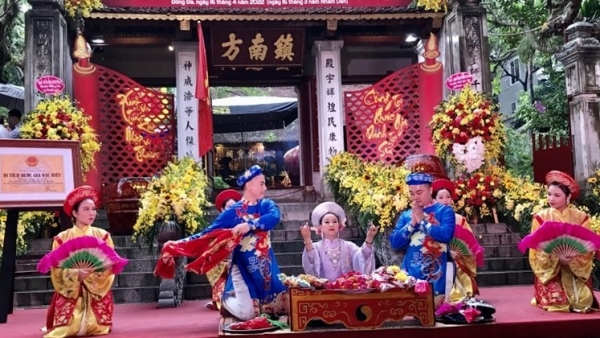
left=417, top=0, right=448, bottom=12
left=429, top=84, right=506, bottom=168
left=132, top=156, right=211, bottom=244
left=325, top=152, right=411, bottom=229
left=64, top=0, right=103, bottom=18
left=492, top=168, right=547, bottom=233
left=20, top=96, right=101, bottom=174
left=587, top=167, right=600, bottom=200
left=0, top=210, right=58, bottom=259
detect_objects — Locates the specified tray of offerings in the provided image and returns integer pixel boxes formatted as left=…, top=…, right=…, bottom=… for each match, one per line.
left=286, top=270, right=435, bottom=331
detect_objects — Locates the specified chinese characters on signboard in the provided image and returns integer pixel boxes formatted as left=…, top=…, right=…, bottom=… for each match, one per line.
left=317, top=49, right=344, bottom=167
left=211, top=29, right=304, bottom=67
left=176, top=50, right=200, bottom=160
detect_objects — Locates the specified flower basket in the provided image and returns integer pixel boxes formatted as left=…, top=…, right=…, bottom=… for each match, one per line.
left=132, top=156, right=211, bottom=250
left=429, top=84, right=505, bottom=174
left=19, top=96, right=101, bottom=174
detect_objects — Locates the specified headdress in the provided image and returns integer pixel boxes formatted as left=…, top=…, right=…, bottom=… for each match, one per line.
left=406, top=172, right=434, bottom=186
left=214, top=189, right=242, bottom=212
left=432, top=179, right=457, bottom=200
left=236, top=165, right=263, bottom=187
left=64, top=185, right=98, bottom=216
left=545, top=170, right=580, bottom=199
left=310, top=202, right=347, bottom=228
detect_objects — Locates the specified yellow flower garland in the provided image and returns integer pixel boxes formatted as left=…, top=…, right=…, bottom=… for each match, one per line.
left=20, top=96, right=101, bottom=174
left=417, top=0, right=448, bottom=12
left=64, top=0, right=103, bottom=18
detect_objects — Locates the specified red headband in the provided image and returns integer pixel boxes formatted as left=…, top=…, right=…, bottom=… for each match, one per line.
left=432, top=179, right=457, bottom=200
left=64, top=185, right=98, bottom=216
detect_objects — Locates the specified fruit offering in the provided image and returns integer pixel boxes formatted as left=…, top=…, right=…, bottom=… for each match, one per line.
left=371, top=266, right=418, bottom=291
left=229, top=316, right=273, bottom=330
left=327, top=271, right=374, bottom=290
left=278, top=273, right=329, bottom=289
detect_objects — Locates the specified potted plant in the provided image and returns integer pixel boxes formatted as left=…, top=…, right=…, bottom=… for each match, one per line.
left=131, top=156, right=212, bottom=250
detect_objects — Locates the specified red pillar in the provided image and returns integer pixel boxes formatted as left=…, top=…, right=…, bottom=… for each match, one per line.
left=418, top=33, right=444, bottom=155
left=73, top=59, right=102, bottom=206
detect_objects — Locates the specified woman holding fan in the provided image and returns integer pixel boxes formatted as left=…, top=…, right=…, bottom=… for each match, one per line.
left=42, top=186, right=124, bottom=337
left=527, top=171, right=599, bottom=312
left=432, top=179, right=483, bottom=303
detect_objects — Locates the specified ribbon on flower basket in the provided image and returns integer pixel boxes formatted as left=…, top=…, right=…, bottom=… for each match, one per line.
left=155, top=229, right=242, bottom=279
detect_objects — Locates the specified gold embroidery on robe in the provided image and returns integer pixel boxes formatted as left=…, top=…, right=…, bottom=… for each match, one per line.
left=529, top=207, right=598, bottom=312
left=448, top=215, right=480, bottom=303
left=44, top=225, right=115, bottom=338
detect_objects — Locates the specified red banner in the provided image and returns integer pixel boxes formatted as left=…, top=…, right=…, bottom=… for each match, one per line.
left=196, top=22, right=213, bottom=156
left=101, top=0, right=412, bottom=8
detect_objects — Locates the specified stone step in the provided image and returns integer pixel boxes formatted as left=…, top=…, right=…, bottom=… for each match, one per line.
left=270, top=228, right=361, bottom=241
left=270, top=239, right=363, bottom=252
left=482, top=244, right=524, bottom=258
left=278, top=265, right=304, bottom=276
left=187, top=273, right=210, bottom=284
left=114, top=247, right=159, bottom=260
left=476, top=270, right=534, bottom=286
left=184, top=284, right=213, bottom=300
left=14, top=286, right=161, bottom=308
left=14, top=271, right=161, bottom=292
left=15, top=258, right=158, bottom=274
left=472, top=223, right=509, bottom=235
left=478, top=233, right=522, bottom=246
left=274, top=252, right=303, bottom=266
left=479, top=257, right=530, bottom=272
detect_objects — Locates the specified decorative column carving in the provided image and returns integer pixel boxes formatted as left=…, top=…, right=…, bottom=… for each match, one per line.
left=312, top=41, right=344, bottom=197
left=443, top=0, right=491, bottom=94
left=25, top=0, right=72, bottom=112
left=555, top=22, right=600, bottom=191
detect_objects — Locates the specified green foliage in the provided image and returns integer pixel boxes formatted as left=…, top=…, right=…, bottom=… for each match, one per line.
left=580, top=0, right=600, bottom=18
left=514, top=62, right=569, bottom=135
left=213, top=176, right=231, bottom=189
left=0, top=0, right=26, bottom=85
left=504, top=127, right=533, bottom=178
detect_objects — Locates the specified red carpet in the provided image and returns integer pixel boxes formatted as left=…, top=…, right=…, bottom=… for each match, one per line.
left=0, top=300, right=220, bottom=338
left=2, top=286, right=600, bottom=338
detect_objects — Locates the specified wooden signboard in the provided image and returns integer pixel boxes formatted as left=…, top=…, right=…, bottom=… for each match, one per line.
left=211, top=28, right=305, bottom=67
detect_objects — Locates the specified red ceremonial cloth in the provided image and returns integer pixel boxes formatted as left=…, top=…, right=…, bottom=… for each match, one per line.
left=195, top=22, right=214, bottom=156
left=154, top=229, right=241, bottom=279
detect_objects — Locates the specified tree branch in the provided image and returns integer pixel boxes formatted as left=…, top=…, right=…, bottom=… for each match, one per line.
left=0, top=0, right=19, bottom=21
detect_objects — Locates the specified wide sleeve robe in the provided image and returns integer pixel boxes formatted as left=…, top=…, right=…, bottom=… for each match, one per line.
left=44, top=225, right=115, bottom=338
left=529, top=207, right=598, bottom=312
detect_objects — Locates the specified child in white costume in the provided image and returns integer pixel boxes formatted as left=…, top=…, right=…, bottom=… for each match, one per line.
left=301, top=201, right=378, bottom=282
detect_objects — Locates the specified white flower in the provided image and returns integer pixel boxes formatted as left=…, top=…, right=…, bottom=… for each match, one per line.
left=452, top=136, right=485, bottom=173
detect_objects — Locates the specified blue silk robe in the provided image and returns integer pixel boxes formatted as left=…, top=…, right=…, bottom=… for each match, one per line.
left=389, top=203, right=455, bottom=298
left=181, top=198, right=287, bottom=315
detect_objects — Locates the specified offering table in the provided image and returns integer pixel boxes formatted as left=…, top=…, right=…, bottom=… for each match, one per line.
left=288, top=286, right=435, bottom=331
